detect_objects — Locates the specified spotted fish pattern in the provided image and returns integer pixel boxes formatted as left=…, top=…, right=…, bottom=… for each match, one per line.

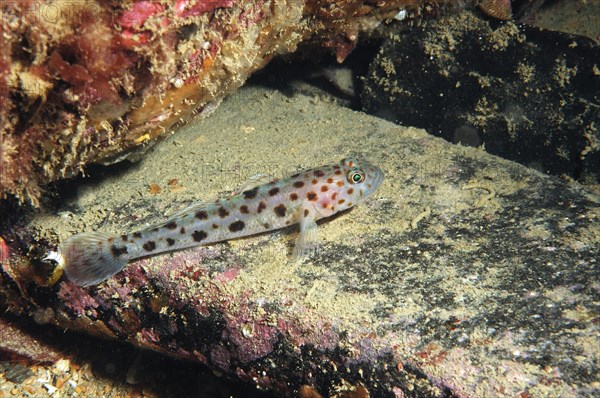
left=53, top=158, right=384, bottom=287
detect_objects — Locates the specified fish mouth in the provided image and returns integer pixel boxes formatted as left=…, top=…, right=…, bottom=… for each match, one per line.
left=372, top=168, right=384, bottom=191
left=365, top=162, right=384, bottom=192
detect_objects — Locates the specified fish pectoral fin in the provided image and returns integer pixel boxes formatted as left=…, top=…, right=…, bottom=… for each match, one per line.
left=292, top=213, right=319, bottom=260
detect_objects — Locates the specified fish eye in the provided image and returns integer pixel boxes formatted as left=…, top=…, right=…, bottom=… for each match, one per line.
left=348, top=171, right=365, bottom=184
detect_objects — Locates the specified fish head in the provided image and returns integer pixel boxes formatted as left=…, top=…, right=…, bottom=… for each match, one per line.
left=310, top=157, right=384, bottom=218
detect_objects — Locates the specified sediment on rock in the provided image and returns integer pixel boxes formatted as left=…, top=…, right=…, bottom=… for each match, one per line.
left=1, top=85, right=597, bottom=397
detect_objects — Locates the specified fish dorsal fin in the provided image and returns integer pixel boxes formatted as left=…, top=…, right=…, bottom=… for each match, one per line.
left=235, top=174, right=276, bottom=194
left=166, top=174, right=277, bottom=219
left=168, top=201, right=212, bottom=219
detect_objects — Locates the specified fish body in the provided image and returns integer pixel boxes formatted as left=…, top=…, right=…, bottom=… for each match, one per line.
left=53, top=158, right=384, bottom=286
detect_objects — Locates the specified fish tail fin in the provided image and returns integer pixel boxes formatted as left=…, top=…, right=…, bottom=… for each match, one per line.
left=58, top=232, right=130, bottom=287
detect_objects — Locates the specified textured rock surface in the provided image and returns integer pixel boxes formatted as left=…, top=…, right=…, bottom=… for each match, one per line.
left=1, top=84, right=599, bottom=397
left=0, top=0, right=414, bottom=205
left=361, top=12, right=600, bottom=185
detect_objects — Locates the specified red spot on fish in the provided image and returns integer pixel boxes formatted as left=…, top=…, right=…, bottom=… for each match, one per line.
left=218, top=207, right=229, bottom=218
left=196, top=210, right=208, bottom=220
left=274, top=204, right=287, bottom=217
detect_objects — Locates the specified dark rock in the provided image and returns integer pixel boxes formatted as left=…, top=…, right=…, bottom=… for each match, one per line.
left=361, top=11, right=600, bottom=184
left=0, top=317, right=63, bottom=363
left=3, top=363, right=34, bottom=384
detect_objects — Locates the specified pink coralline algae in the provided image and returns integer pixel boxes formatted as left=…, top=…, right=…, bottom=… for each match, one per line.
left=213, top=267, right=241, bottom=283
left=120, top=260, right=151, bottom=287
left=152, top=250, right=212, bottom=284
left=46, top=22, right=135, bottom=106
left=276, top=317, right=339, bottom=352
left=0, top=236, right=10, bottom=265
left=140, top=327, right=162, bottom=344
left=210, top=344, right=233, bottom=372
left=175, top=0, right=234, bottom=18
left=57, top=283, right=100, bottom=318
left=118, top=1, right=170, bottom=48
left=99, top=275, right=135, bottom=301
left=223, top=298, right=280, bottom=364
left=119, top=1, right=164, bottom=29
left=231, top=320, right=279, bottom=363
